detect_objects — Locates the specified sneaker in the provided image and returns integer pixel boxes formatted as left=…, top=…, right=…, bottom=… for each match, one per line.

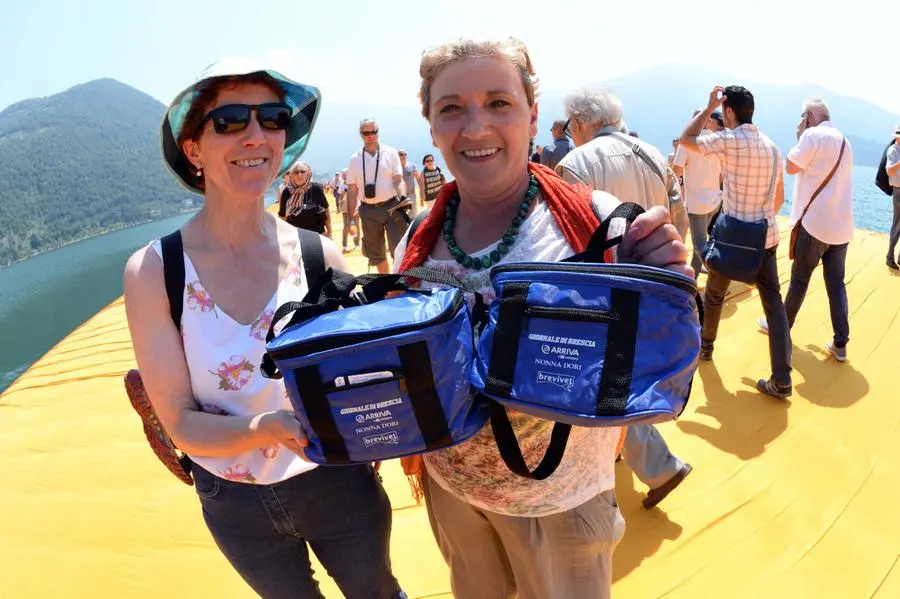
left=756, top=317, right=769, bottom=334
left=756, top=377, right=792, bottom=399
left=887, top=259, right=899, bottom=271
left=826, top=341, right=847, bottom=362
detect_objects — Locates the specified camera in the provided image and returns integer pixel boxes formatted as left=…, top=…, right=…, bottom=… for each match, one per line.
left=364, top=184, right=376, bottom=199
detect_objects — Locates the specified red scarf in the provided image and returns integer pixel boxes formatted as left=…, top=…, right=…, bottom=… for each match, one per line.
left=399, top=162, right=601, bottom=271
left=398, top=162, right=624, bottom=501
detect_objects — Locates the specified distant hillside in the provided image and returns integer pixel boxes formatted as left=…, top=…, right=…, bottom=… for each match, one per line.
left=299, top=66, right=899, bottom=174
left=0, top=79, right=191, bottom=267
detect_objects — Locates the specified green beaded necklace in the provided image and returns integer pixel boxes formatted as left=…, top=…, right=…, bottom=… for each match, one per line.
left=443, top=174, right=539, bottom=270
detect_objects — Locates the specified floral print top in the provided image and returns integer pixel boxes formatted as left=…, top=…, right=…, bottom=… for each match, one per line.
left=150, top=238, right=316, bottom=485
left=393, top=192, right=623, bottom=516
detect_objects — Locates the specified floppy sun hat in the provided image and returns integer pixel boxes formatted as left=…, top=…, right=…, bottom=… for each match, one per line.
left=161, top=57, right=321, bottom=193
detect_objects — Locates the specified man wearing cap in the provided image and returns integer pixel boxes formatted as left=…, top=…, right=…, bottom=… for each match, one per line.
left=673, top=109, right=724, bottom=277
left=540, top=119, right=575, bottom=171
left=886, top=126, right=900, bottom=269
left=347, top=119, right=407, bottom=273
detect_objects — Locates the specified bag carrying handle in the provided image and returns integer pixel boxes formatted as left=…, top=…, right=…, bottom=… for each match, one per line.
left=485, top=202, right=646, bottom=480
left=562, top=202, right=645, bottom=264
left=488, top=401, right=571, bottom=481
left=260, top=266, right=481, bottom=379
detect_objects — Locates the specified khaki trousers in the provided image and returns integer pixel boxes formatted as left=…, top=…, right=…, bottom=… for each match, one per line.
left=423, top=473, right=626, bottom=599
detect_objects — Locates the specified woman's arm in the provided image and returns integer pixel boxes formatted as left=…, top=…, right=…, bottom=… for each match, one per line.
left=277, top=185, right=289, bottom=220
left=123, top=245, right=308, bottom=458
left=319, top=232, right=349, bottom=271
left=309, top=184, right=332, bottom=237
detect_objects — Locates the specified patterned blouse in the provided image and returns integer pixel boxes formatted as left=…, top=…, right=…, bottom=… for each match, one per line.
left=393, top=193, right=622, bottom=516
left=149, top=237, right=317, bottom=484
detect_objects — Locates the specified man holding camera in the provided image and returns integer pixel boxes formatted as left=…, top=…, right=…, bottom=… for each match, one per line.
left=347, top=118, right=408, bottom=273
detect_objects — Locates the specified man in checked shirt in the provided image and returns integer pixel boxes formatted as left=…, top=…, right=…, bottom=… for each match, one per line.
left=678, top=85, right=792, bottom=399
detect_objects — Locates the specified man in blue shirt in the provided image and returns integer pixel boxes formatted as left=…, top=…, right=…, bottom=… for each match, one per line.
left=540, top=119, right=575, bottom=170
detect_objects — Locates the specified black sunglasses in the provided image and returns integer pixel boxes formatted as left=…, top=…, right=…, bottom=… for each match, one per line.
left=564, top=118, right=573, bottom=138
left=197, top=103, right=292, bottom=137
left=360, top=129, right=379, bottom=136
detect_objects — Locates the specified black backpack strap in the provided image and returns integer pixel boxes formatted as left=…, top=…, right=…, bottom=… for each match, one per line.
left=156, top=230, right=192, bottom=475
left=160, top=230, right=185, bottom=332
left=298, top=228, right=326, bottom=298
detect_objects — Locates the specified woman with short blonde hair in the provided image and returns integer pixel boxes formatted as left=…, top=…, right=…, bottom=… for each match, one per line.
left=396, top=36, right=690, bottom=599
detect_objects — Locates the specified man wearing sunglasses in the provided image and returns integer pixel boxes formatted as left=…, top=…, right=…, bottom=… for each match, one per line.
left=347, top=119, right=407, bottom=274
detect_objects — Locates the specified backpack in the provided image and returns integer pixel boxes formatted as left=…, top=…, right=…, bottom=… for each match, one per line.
left=876, top=139, right=897, bottom=196
left=123, top=228, right=325, bottom=485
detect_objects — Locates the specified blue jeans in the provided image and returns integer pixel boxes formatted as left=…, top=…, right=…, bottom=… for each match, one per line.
left=701, top=248, right=792, bottom=385
left=193, top=462, right=404, bottom=599
left=785, top=224, right=850, bottom=347
left=688, top=212, right=713, bottom=277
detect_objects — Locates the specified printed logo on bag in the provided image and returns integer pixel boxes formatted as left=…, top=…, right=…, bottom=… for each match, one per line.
left=363, top=431, right=401, bottom=447
left=528, top=333, right=597, bottom=348
left=536, top=371, right=576, bottom=391
left=339, top=398, right=403, bottom=415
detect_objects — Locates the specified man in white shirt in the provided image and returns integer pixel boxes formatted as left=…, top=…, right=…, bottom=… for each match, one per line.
left=757, top=98, right=854, bottom=361
left=886, top=126, right=900, bottom=270
left=347, top=119, right=406, bottom=273
left=673, top=109, right=723, bottom=277
left=556, top=90, right=670, bottom=212
left=556, top=87, right=693, bottom=510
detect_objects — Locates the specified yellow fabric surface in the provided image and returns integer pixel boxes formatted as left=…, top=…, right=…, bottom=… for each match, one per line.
left=1, top=206, right=898, bottom=598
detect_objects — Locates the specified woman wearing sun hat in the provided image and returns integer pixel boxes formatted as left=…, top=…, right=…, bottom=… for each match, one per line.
left=123, top=58, right=404, bottom=599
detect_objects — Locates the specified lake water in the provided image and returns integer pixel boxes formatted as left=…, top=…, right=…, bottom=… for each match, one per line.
left=0, top=172, right=893, bottom=394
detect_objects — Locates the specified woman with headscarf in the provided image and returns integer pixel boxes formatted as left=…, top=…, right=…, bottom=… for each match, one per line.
left=278, top=159, right=332, bottom=236
left=123, top=58, right=403, bottom=599
left=393, top=37, right=691, bottom=599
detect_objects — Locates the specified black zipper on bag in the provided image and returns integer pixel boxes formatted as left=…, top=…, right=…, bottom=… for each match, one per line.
left=490, top=263, right=697, bottom=295
left=268, top=291, right=465, bottom=360
left=524, top=305, right=617, bottom=324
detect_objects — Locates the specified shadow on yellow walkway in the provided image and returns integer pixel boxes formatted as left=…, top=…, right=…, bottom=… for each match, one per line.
left=1, top=206, right=898, bottom=598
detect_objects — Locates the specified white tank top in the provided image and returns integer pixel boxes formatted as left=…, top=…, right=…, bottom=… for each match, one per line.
left=150, top=238, right=318, bottom=484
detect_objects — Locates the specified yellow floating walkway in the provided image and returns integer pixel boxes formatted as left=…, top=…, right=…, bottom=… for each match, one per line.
left=1, top=207, right=898, bottom=598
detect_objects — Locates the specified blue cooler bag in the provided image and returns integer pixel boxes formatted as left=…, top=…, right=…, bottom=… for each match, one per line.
left=471, top=203, right=702, bottom=479
left=261, top=267, right=488, bottom=465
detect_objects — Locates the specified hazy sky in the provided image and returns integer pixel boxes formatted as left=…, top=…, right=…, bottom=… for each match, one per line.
left=2, top=0, right=897, bottom=115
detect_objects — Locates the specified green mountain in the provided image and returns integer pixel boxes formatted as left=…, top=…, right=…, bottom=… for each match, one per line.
left=0, top=78, right=192, bottom=267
